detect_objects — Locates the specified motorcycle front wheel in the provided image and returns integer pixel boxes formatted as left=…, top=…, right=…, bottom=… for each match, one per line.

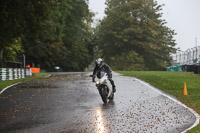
left=108, top=93, right=114, bottom=100
left=99, top=87, right=108, bottom=103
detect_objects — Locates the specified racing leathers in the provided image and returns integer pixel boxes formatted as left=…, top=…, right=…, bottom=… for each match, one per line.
left=93, top=63, right=116, bottom=93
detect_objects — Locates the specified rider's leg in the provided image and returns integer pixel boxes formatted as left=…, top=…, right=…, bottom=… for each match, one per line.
left=109, top=79, right=116, bottom=93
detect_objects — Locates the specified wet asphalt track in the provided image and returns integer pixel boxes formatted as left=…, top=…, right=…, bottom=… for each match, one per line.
left=0, top=72, right=196, bottom=133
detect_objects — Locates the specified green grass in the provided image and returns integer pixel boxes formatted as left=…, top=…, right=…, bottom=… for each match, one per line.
left=0, top=73, right=50, bottom=91
left=117, top=71, right=200, bottom=132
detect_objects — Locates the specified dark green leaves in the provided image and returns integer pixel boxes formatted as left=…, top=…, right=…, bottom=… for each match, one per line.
left=96, top=0, right=177, bottom=70
left=1, top=0, right=94, bottom=71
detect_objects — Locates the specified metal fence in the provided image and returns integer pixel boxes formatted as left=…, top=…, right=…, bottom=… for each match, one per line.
left=172, top=46, right=200, bottom=65
left=168, top=46, right=200, bottom=73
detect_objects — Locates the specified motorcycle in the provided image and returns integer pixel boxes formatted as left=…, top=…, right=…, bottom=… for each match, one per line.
left=90, top=71, right=114, bottom=103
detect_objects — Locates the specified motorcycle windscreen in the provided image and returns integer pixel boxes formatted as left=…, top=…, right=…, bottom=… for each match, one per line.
left=97, top=71, right=106, bottom=79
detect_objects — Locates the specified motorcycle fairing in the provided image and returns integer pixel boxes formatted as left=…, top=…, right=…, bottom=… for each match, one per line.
left=95, top=72, right=112, bottom=97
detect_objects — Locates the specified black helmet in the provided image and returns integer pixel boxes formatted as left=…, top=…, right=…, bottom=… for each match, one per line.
left=95, top=58, right=103, bottom=68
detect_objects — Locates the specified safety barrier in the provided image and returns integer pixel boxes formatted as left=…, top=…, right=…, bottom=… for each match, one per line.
left=166, top=65, right=182, bottom=72
left=167, top=65, right=200, bottom=74
left=168, top=46, right=200, bottom=74
left=0, top=68, right=32, bottom=81
left=31, top=68, right=40, bottom=73
left=172, top=46, right=200, bottom=65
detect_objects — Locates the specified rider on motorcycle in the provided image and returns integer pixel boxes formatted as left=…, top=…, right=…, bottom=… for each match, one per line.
left=92, top=58, right=116, bottom=93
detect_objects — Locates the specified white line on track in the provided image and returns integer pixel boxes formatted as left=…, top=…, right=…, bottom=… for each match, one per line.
left=134, top=78, right=200, bottom=133
left=0, top=82, right=21, bottom=95
left=0, top=74, right=51, bottom=95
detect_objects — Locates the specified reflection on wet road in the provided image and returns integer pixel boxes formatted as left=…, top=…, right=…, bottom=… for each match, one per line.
left=0, top=72, right=196, bottom=132
left=96, top=108, right=105, bottom=132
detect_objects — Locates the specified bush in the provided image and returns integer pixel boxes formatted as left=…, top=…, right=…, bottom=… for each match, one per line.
left=109, top=51, right=145, bottom=71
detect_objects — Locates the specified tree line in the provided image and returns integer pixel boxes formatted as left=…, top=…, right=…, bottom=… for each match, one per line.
left=0, top=0, right=177, bottom=71
left=0, top=0, right=94, bottom=71
left=95, top=0, right=177, bottom=70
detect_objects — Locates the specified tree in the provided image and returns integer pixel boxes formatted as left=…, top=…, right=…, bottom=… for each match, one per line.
left=1, top=0, right=95, bottom=71
left=22, top=0, right=95, bottom=71
left=0, top=0, right=53, bottom=67
left=3, top=37, right=24, bottom=67
left=62, top=0, right=94, bottom=71
left=96, top=0, right=177, bottom=70
left=109, top=51, right=145, bottom=70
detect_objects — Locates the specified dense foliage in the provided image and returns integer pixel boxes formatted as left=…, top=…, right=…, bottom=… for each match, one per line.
left=22, top=0, right=94, bottom=71
left=0, top=0, right=177, bottom=71
left=0, top=0, right=53, bottom=67
left=95, top=0, right=177, bottom=70
left=0, top=0, right=94, bottom=71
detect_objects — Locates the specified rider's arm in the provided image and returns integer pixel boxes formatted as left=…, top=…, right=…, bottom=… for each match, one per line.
left=105, top=64, right=112, bottom=73
left=104, top=64, right=112, bottom=78
left=93, top=66, right=98, bottom=76
left=92, top=67, right=97, bottom=82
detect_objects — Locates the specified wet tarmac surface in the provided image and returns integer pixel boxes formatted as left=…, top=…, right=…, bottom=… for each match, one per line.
left=0, top=72, right=196, bottom=133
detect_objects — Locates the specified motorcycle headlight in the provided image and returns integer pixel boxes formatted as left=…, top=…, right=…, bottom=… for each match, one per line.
left=96, top=81, right=100, bottom=84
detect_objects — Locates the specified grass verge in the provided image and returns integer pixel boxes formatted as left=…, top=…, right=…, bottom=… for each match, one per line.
left=0, top=73, right=50, bottom=92
left=117, top=71, right=200, bottom=132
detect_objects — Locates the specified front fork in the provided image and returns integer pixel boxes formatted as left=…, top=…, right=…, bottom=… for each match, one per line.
left=98, top=80, right=112, bottom=97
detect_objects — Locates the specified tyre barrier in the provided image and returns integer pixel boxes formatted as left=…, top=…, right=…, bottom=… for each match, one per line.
left=0, top=68, right=32, bottom=81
